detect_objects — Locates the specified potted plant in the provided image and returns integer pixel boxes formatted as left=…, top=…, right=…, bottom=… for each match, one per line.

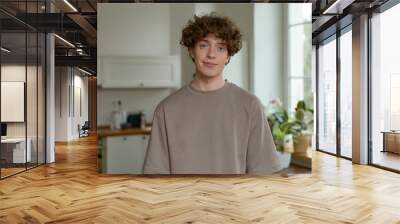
left=292, top=100, right=314, bottom=153
left=266, top=99, right=314, bottom=153
left=265, top=99, right=296, bottom=168
left=266, top=99, right=296, bottom=153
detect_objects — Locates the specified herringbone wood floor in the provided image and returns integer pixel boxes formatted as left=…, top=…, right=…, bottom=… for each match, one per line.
left=1, top=136, right=400, bottom=224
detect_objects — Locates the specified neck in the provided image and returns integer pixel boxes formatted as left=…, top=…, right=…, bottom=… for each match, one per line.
left=190, top=73, right=225, bottom=92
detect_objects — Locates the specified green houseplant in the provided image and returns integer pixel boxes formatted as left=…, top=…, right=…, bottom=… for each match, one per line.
left=266, top=99, right=314, bottom=153
left=292, top=100, right=314, bottom=153
left=267, top=99, right=295, bottom=153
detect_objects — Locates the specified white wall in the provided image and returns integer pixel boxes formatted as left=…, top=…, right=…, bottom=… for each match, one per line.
left=1, top=65, right=26, bottom=81
left=170, top=4, right=196, bottom=87
left=55, top=67, right=89, bottom=141
left=55, top=67, right=68, bottom=141
left=253, top=4, right=284, bottom=106
left=71, top=74, right=89, bottom=138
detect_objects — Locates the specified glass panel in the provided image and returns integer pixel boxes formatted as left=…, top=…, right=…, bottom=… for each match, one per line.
left=38, top=33, right=45, bottom=165
left=371, top=3, right=400, bottom=171
left=27, top=31, right=38, bottom=169
left=340, top=29, right=352, bottom=158
left=318, top=37, right=337, bottom=154
left=0, top=1, right=46, bottom=178
left=26, top=0, right=38, bottom=169
left=1, top=30, right=27, bottom=177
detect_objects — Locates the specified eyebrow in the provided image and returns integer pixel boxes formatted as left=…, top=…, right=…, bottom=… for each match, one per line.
left=199, top=39, right=227, bottom=45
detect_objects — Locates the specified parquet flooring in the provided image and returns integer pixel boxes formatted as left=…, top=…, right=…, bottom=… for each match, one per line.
left=1, top=167, right=25, bottom=178
left=372, top=151, right=400, bottom=171
left=0, top=135, right=400, bottom=223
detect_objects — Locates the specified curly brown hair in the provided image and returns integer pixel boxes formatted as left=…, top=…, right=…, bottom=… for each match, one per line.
left=180, top=13, right=242, bottom=57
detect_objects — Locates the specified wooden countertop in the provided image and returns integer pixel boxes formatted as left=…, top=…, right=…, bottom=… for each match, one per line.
left=97, top=126, right=151, bottom=138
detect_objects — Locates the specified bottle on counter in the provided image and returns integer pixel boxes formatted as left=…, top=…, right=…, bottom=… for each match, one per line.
left=111, top=100, right=120, bottom=130
left=118, top=100, right=127, bottom=125
left=111, top=100, right=125, bottom=130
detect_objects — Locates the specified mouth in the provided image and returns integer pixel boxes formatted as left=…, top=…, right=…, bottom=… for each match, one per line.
left=203, top=62, right=218, bottom=68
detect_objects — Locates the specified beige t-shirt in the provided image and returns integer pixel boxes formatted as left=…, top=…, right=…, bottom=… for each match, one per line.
left=143, top=82, right=282, bottom=175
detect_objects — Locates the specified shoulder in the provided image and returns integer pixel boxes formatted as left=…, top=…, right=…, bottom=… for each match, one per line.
left=228, top=83, right=263, bottom=109
left=154, top=85, right=190, bottom=113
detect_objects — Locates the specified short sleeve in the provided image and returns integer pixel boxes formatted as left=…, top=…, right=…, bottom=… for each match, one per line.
left=143, top=103, right=171, bottom=174
left=246, top=98, right=283, bottom=175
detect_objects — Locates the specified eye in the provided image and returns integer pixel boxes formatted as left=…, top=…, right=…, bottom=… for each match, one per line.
left=217, top=47, right=226, bottom=52
left=199, top=43, right=208, bottom=48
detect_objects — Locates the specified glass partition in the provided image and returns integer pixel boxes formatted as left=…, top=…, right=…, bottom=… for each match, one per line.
left=27, top=30, right=38, bottom=169
left=1, top=30, right=28, bottom=177
left=317, top=37, right=337, bottom=155
left=339, top=28, right=352, bottom=158
left=371, top=3, right=400, bottom=171
left=38, top=32, right=45, bottom=165
left=0, top=1, right=46, bottom=179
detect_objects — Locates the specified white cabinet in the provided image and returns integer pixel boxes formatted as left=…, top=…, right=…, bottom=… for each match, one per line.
left=104, top=135, right=149, bottom=174
left=98, top=55, right=181, bottom=88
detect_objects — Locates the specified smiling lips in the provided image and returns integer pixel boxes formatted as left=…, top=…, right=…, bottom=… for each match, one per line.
left=203, top=62, right=218, bottom=68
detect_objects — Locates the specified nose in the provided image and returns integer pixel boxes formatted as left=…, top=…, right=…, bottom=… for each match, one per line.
left=207, top=46, right=216, bottom=58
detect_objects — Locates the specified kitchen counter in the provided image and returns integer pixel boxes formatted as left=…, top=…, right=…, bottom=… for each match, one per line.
left=97, top=126, right=151, bottom=174
left=97, top=126, right=151, bottom=138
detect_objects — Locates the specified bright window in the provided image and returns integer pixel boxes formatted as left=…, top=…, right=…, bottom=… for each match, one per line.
left=371, top=3, right=400, bottom=171
left=340, top=29, right=352, bottom=158
left=287, top=4, right=312, bottom=113
left=317, top=37, right=337, bottom=154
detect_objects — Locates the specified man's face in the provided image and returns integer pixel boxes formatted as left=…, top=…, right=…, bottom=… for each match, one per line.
left=189, top=33, right=230, bottom=79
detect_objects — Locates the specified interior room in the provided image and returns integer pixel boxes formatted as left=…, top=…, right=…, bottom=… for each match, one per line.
left=370, top=3, right=400, bottom=171
left=96, top=3, right=312, bottom=174
left=0, top=17, right=46, bottom=178
left=0, top=0, right=399, bottom=223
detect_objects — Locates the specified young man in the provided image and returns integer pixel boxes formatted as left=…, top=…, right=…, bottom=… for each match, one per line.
left=143, top=14, right=282, bottom=175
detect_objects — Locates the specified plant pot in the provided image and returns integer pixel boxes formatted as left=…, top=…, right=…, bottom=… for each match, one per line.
left=294, top=133, right=311, bottom=153
left=276, top=151, right=291, bottom=169
left=283, top=134, right=294, bottom=153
